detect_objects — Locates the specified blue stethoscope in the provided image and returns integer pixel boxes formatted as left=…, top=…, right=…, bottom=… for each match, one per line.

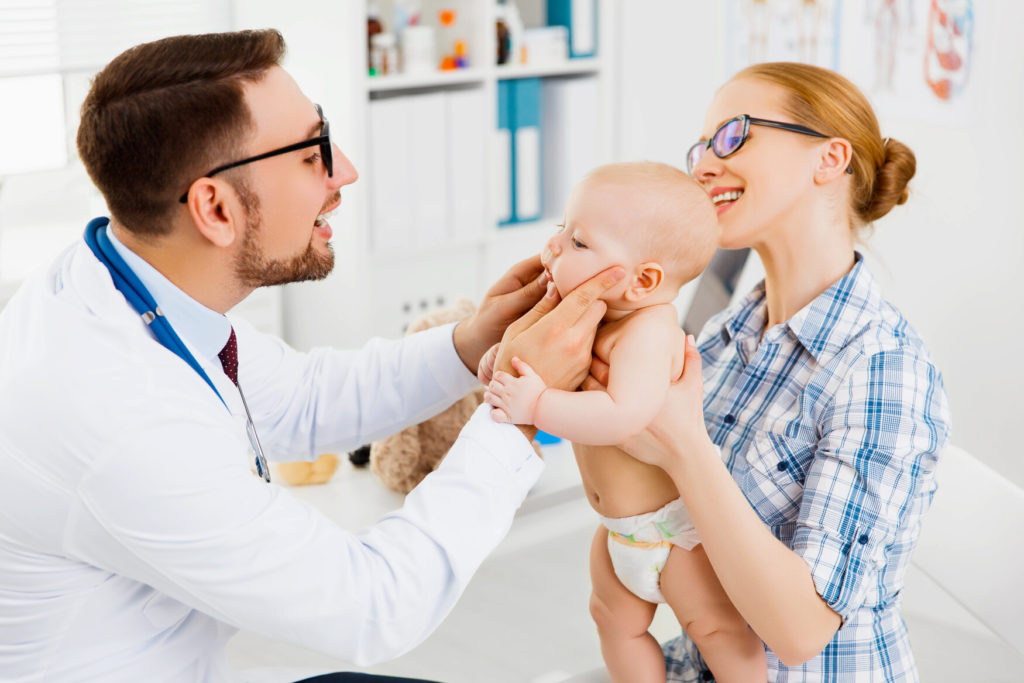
left=84, top=217, right=271, bottom=482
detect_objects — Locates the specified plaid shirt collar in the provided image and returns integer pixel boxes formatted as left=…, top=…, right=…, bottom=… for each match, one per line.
left=722, top=252, right=881, bottom=365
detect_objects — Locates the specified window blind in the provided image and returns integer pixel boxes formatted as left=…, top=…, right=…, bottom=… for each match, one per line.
left=0, top=0, right=231, bottom=78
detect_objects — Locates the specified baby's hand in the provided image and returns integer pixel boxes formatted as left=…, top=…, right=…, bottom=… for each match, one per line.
left=484, top=357, right=547, bottom=424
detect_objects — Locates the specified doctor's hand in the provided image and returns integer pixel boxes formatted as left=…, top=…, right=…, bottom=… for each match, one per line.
left=453, top=254, right=549, bottom=374
left=493, top=266, right=624, bottom=393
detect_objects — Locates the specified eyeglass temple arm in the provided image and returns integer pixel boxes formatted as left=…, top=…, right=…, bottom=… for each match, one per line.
left=748, top=117, right=829, bottom=139
left=177, top=136, right=327, bottom=204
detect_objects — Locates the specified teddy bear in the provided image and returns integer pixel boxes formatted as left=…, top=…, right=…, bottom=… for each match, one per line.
left=368, top=298, right=486, bottom=494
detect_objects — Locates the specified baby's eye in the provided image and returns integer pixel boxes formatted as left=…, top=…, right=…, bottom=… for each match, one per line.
left=571, top=237, right=587, bottom=249
left=554, top=223, right=566, bottom=233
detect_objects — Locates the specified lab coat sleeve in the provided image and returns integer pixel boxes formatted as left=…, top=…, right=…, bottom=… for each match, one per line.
left=230, top=317, right=481, bottom=461
left=66, top=397, right=542, bottom=666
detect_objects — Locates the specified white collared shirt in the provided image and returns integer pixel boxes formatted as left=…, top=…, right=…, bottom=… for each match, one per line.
left=0, top=224, right=543, bottom=682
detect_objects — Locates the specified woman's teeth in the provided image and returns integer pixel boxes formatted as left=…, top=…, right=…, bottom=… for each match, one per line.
left=712, top=190, right=743, bottom=206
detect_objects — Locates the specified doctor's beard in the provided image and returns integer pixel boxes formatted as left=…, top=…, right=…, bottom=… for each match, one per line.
left=232, top=183, right=335, bottom=287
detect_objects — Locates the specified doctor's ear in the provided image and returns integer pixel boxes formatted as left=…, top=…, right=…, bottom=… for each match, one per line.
left=184, top=178, right=243, bottom=248
left=624, top=263, right=664, bottom=302
left=814, top=138, right=854, bottom=184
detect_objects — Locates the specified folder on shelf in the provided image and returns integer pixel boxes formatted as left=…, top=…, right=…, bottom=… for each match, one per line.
left=495, top=80, right=514, bottom=225
left=408, top=92, right=450, bottom=248
left=547, top=0, right=597, bottom=59
left=368, top=96, right=413, bottom=252
left=511, top=77, right=543, bottom=224
left=542, top=76, right=599, bottom=218
left=445, top=89, right=488, bottom=244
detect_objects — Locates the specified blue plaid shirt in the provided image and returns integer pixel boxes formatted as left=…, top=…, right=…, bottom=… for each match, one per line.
left=664, top=254, right=951, bottom=682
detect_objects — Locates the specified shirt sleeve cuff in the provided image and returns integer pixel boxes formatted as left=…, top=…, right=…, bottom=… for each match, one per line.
left=441, top=403, right=544, bottom=489
left=416, top=322, right=481, bottom=399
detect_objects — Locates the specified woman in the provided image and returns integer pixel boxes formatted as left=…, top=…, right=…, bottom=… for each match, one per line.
left=590, top=62, right=951, bottom=680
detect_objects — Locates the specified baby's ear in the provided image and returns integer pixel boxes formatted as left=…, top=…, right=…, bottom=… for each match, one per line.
left=624, top=263, right=664, bottom=302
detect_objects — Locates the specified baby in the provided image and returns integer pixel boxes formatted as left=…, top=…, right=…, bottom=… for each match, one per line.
left=485, top=162, right=766, bottom=682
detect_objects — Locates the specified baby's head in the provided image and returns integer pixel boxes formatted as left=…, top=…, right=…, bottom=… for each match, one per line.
left=542, top=161, right=719, bottom=309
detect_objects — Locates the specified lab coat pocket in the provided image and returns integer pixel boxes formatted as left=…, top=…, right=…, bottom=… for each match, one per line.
left=742, top=432, right=814, bottom=528
left=142, top=591, right=191, bottom=630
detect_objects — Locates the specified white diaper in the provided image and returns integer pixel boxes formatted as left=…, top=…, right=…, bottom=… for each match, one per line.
left=598, top=498, right=700, bottom=603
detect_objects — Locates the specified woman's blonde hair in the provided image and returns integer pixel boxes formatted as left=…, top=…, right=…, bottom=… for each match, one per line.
left=734, top=62, right=915, bottom=226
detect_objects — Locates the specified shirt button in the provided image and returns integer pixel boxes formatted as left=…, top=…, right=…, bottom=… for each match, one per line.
left=723, top=414, right=736, bottom=424
left=858, top=534, right=869, bottom=545
left=776, top=461, right=788, bottom=472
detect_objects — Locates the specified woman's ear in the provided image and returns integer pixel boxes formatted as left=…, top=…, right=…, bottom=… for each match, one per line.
left=624, top=263, right=665, bottom=302
left=186, top=178, right=242, bottom=248
left=814, top=137, right=854, bottom=184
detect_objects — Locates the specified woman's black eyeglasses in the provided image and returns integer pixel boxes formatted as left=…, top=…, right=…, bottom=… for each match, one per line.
left=179, top=103, right=333, bottom=203
left=687, top=114, right=851, bottom=176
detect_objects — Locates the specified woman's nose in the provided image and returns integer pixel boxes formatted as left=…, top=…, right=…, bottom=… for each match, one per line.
left=692, top=153, right=723, bottom=184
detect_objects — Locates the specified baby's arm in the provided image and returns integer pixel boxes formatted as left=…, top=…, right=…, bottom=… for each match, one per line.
left=487, top=310, right=680, bottom=445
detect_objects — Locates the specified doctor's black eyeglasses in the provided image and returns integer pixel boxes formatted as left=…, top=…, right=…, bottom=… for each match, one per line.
left=687, top=114, right=853, bottom=176
left=179, top=103, right=333, bottom=203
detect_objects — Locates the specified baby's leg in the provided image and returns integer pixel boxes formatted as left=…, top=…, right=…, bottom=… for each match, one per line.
left=661, top=544, right=766, bottom=683
left=588, top=525, right=664, bottom=683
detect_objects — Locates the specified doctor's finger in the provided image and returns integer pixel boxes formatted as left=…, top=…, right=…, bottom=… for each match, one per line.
left=506, top=282, right=562, bottom=337
left=486, top=254, right=544, bottom=296
left=555, top=267, right=624, bottom=326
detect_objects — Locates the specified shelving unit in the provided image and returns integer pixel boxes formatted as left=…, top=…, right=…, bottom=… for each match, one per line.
left=233, top=0, right=617, bottom=350
left=365, top=67, right=487, bottom=93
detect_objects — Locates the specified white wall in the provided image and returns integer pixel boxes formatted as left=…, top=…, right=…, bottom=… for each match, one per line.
left=615, top=1, right=1024, bottom=486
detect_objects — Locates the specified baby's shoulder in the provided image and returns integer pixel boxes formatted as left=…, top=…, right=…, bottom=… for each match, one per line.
left=596, top=304, right=682, bottom=352
left=622, top=302, right=682, bottom=334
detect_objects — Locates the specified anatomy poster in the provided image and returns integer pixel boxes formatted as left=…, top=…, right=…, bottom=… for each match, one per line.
left=840, top=0, right=976, bottom=119
left=725, top=0, right=843, bottom=75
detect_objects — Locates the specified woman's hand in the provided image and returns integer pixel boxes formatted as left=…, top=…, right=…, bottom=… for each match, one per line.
left=585, top=334, right=712, bottom=472
left=494, top=266, right=625, bottom=392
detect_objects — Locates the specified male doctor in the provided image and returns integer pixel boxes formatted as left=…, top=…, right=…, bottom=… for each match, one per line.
left=0, top=30, right=623, bottom=682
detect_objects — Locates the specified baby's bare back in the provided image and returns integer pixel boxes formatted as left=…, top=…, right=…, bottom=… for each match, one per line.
left=574, top=305, right=685, bottom=519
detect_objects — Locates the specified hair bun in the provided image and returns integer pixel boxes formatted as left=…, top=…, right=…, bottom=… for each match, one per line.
left=864, top=137, right=916, bottom=222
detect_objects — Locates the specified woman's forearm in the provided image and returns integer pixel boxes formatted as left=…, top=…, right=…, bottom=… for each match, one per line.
left=666, top=440, right=841, bottom=665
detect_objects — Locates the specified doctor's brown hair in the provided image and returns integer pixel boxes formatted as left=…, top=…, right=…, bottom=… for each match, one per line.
left=76, top=29, right=285, bottom=237
left=734, top=62, right=916, bottom=227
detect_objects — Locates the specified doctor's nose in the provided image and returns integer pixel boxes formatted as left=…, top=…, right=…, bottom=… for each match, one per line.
left=329, top=146, right=358, bottom=190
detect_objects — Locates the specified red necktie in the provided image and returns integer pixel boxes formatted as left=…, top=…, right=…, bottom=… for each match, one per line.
left=218, top=328, right=239, bottom=386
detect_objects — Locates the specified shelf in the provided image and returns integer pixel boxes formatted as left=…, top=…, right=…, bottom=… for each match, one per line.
left=366, top=68, right=487, bottom=93
left=495, top=57, right=602, bottom=80
left=363, top=57, right=602, bottom=93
